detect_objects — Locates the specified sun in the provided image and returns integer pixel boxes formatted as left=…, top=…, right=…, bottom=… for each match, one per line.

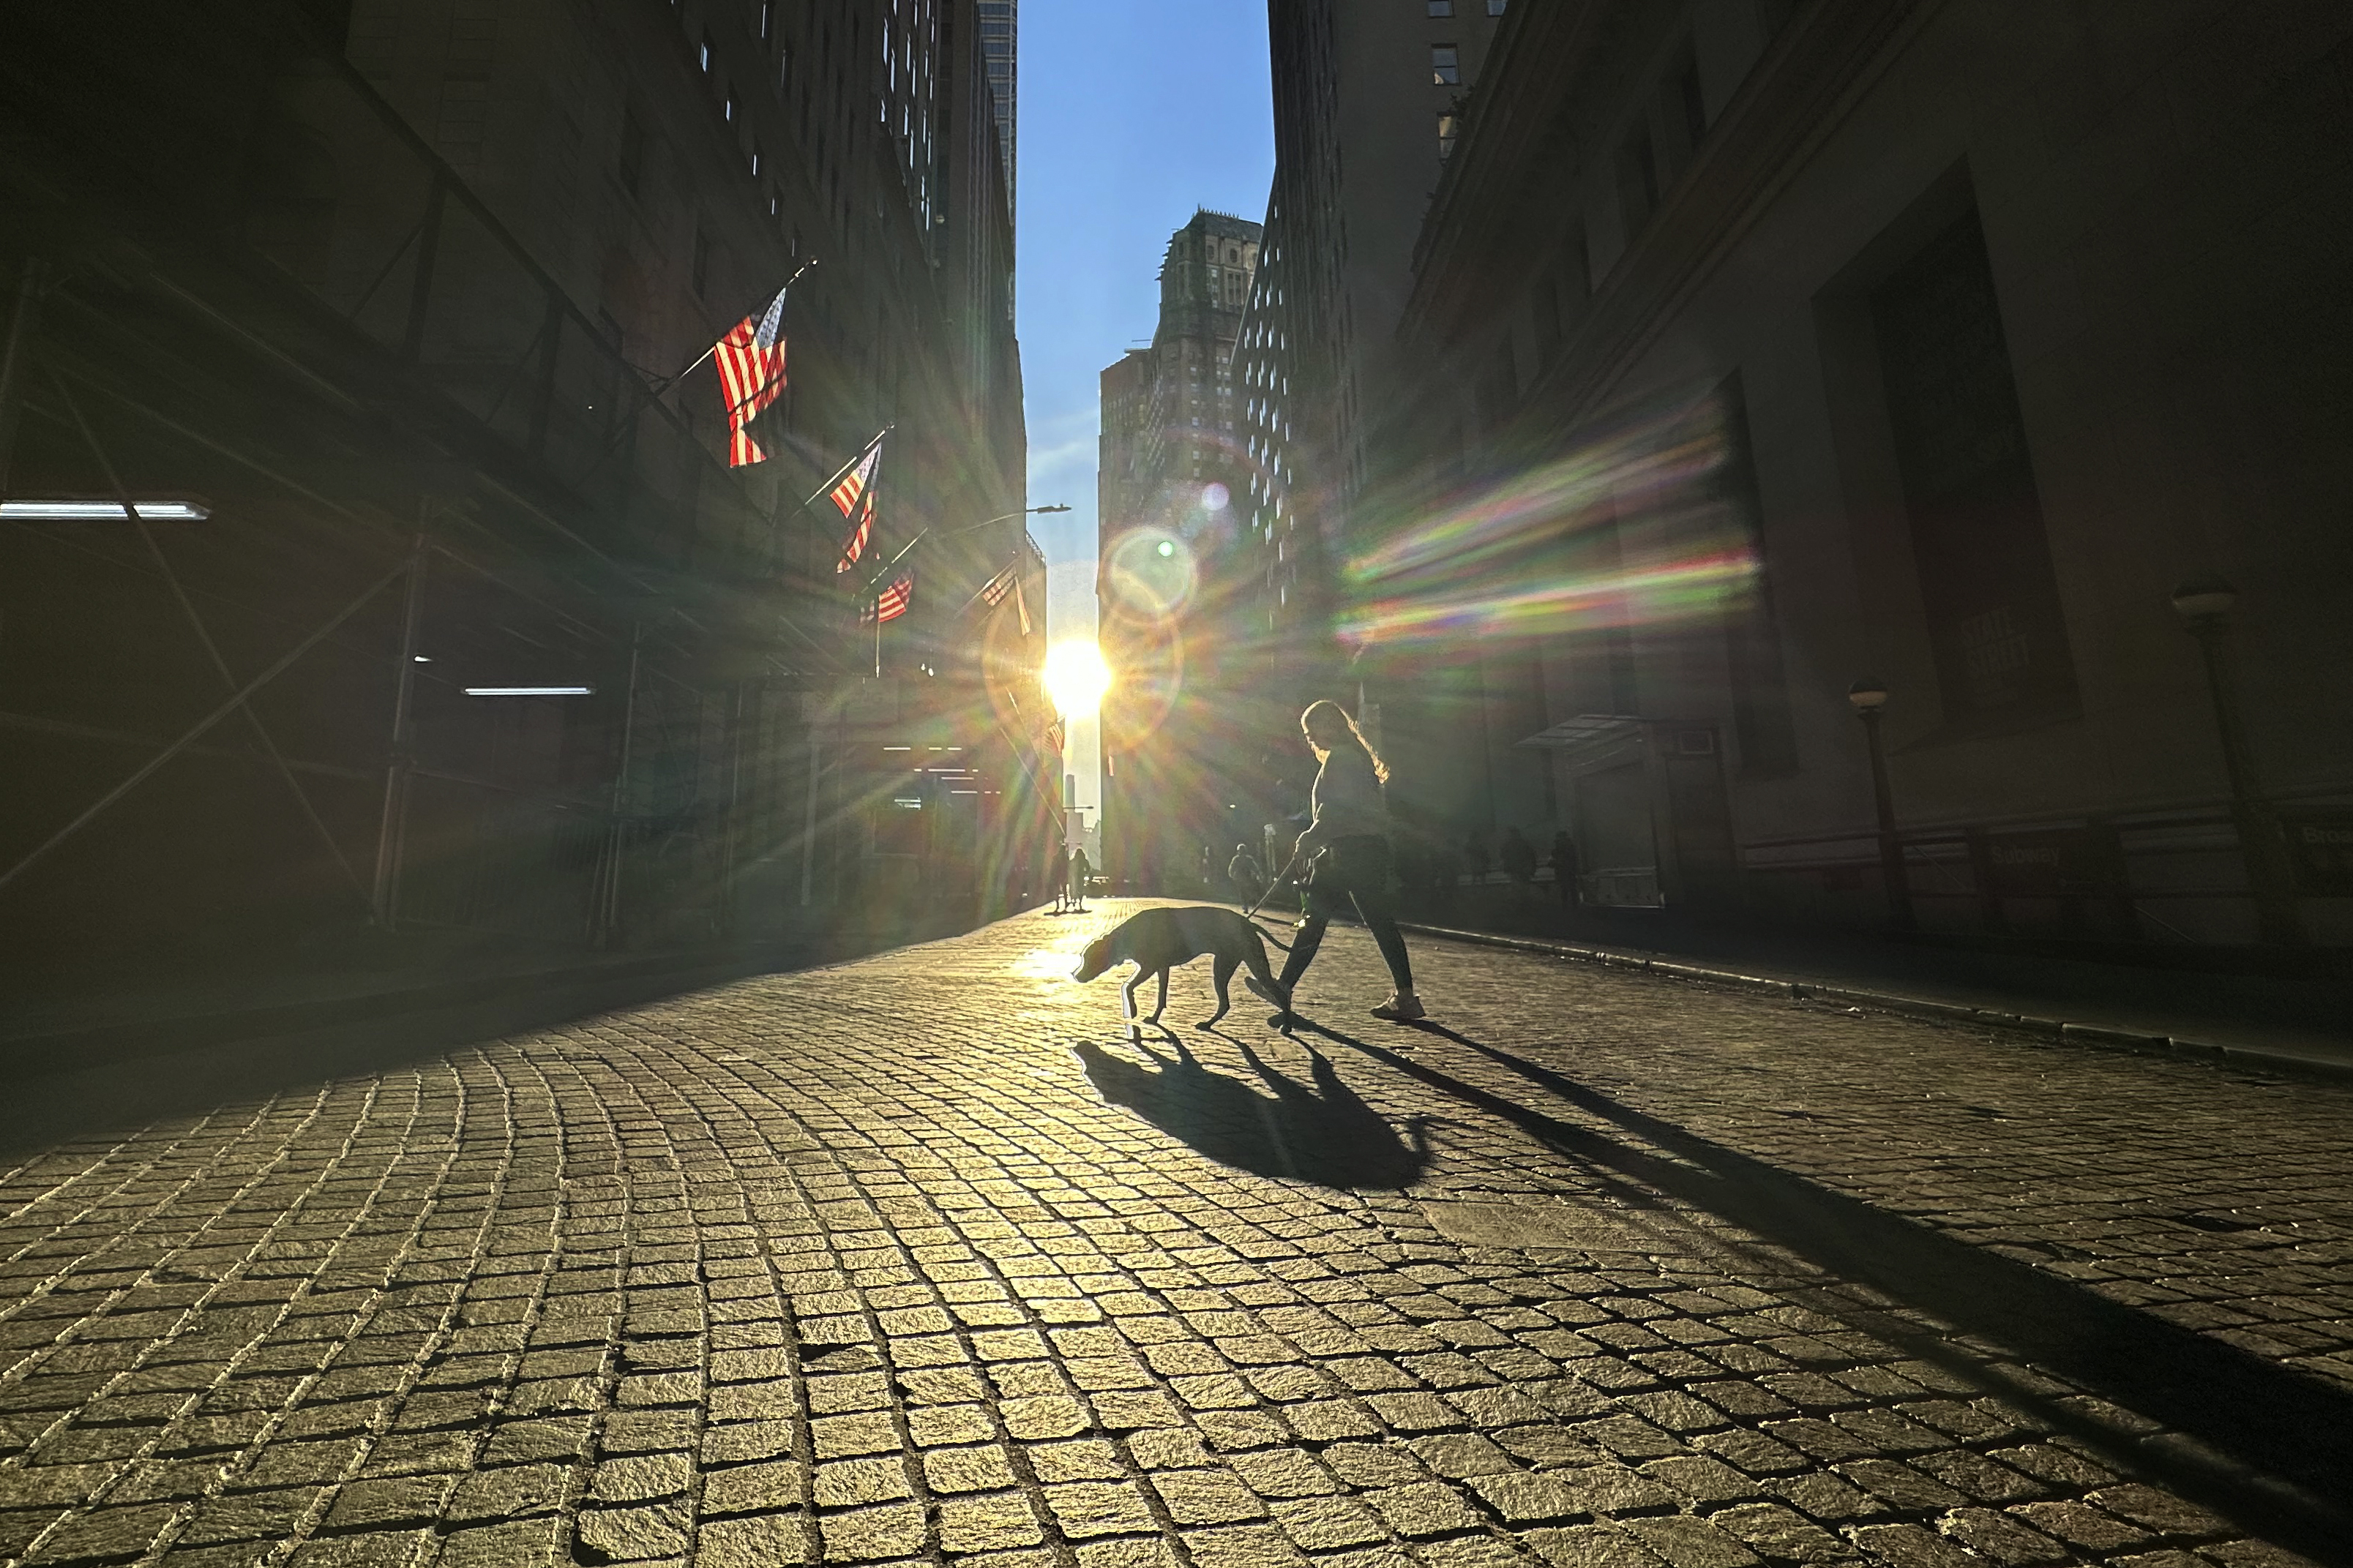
left=1042, top=639, right=1111, bottom=718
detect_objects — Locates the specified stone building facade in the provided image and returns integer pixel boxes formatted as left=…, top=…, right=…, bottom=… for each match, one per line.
left=1236, top=0, right=1512, bottom=678
left=0, top=0, right=1046, bottom=995
left=1358, top=0, right=2353, bottom=946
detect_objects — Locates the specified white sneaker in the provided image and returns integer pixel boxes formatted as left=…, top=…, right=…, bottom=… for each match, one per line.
left=1370, top=992, right=1426, bottom=1023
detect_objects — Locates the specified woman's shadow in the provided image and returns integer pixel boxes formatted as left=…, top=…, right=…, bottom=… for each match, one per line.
left=1075, top=1029, right=1429, bottom=1188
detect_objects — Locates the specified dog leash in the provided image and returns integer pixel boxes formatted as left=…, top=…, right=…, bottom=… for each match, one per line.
left=1243, top=847, right=1304, bottom=922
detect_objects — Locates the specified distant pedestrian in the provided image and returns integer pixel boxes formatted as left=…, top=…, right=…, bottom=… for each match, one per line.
left=1464, top=828, right=1492, bottom=883
left=1227, top=843, right=1265, bottom=905
left=1500, top=826, right=1537, bottom=906
left=1551, top=828, right=1581, bottom=909
left=1246, top=700, right=1424, bottom=1024
left=1068, top=846, right=1092, bottom=912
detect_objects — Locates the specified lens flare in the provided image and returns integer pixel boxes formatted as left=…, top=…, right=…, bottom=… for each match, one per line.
left=1339, top=388, right=1762, bottom=648
left=1044, top=639, right=1111, bottom=719
left=1104, top=526, right=1197, bottom=618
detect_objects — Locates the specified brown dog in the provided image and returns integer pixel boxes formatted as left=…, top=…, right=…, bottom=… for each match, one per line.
left=1072, top=906, right=1287, bottom=1029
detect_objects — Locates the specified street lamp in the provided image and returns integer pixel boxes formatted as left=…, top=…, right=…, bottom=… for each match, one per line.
left=861, top=503, right=1070, bottom=588
left=2171, top=575, right=2303, bottom=946
left=1847, top=678, right=1915, bottom=931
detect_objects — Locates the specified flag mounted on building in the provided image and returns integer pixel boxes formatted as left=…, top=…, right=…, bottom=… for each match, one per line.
left=970, top=562, right=1033, bottom=636
left=713, top=285, right=793, bottom=468
left=859, top=570, right=915, bottom=626
left=831, top=435, right=884, bottom=571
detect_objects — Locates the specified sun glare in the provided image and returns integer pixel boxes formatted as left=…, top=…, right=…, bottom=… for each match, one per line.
left=1043, top=639, right=1111, bottom=718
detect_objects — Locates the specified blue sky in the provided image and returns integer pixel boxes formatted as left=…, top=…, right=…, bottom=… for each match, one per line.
left=1015, top=0, right=1274, bottom=816
left=1016, top=0, right=1273, bottom=576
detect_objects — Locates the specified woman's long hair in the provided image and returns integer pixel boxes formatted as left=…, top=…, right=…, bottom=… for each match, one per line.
left=1301, top=699, right=1390, bottom=784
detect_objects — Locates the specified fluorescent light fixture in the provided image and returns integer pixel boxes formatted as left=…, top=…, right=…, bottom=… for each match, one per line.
left=883, top=746, right=913, bottom=751
left=2, top=498, right=212, bottom=522
left=463, top=686, right=594, bottom=697
left=412, top=655, right=433, bottom=663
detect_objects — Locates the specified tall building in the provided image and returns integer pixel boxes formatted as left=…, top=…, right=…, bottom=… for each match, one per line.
left=1368, top=0, right=2353, bottom=949
left=978, top=0, right=1017, bottom=217
left=1097, top=210, right=1262, bottom=890
left=1237, top=0, right=1512, bottom=683
left=0, top=0, right=1047, bottom=989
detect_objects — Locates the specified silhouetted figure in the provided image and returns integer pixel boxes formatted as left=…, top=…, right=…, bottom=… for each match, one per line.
left=1500, top=826, right=1537, bottom=907
left=1227, top=844, right=1265, bottom=905
left=1551, top=828, right=1581, bottom=909
left=1464, top=827, right=1492, bottom=883
left=1246, top=700, right=1424, bottom=1024
left=1068, top=846, right=1091, bottom=912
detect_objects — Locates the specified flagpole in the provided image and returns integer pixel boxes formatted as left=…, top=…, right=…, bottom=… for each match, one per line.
left=800, top=426, right=892, bottom=520
left=660, top=258, right=818, bottom=391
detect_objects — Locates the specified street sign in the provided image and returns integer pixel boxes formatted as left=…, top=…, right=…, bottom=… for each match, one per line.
left=2279, top=807, right=2353, bottom=896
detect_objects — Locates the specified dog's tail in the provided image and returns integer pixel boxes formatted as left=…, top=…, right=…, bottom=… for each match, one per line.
left=1244, top=912, right=1293, bottom=952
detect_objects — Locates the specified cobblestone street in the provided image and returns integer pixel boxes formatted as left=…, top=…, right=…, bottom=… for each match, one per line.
left=0, top=903, right=2348, bottom=1568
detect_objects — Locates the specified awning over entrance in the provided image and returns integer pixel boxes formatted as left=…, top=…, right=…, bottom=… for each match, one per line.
left=1515, top=714, right=1648, bottom=770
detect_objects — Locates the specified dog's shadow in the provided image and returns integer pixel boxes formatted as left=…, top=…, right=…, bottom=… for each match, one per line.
left=1076, top=1030, right=1429, bottom=1189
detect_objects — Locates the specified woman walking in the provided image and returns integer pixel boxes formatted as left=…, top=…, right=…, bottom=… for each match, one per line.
left=1248, top=700, right=1425, bottom=1024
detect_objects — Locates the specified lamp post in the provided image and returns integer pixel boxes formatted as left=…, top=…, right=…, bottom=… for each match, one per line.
left=1847, top=678, right=1915, bottom=931
left=859, top=503, right=1069, bottom=594
left=2171, top=576, right=2303, bottom=947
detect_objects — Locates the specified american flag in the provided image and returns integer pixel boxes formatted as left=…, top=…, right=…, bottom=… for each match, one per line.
left=968, top=563, right=1033, bottom=634
left=836, top=490, right=875, bottom=574
left=830, top=438, right=883, bottom=571
left=713, top=311, right=789, bottom=468
left=860, top=571, right=915, bottom=625
left=830, top=440, right=881, bottom=515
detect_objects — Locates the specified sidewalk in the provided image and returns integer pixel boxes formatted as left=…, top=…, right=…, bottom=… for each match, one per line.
left=1386, top=890, right=2353, bottom=1078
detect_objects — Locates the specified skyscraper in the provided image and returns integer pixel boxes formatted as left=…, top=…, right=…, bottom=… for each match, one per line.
left=1238, top=0, right=1511, bottom=657
left=1097, top=210, right=1262, bottom=890
left=977, top=0, right=1016, bottom=217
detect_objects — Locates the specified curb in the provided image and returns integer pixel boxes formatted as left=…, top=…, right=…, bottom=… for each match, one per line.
left=1397, top=922, right=2353, bottom=1083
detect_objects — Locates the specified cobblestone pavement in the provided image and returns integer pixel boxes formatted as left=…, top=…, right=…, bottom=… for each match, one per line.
left=0, top=901, right=2348, bottom=1568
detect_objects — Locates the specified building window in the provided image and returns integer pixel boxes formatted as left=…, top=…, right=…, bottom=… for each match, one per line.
left=779, top=44, right=793, bottom=90
left=1675, top=50, right=1707, bottom=147
left=618, top=109, right=646, bottom=195
left=750, top=142, right=760, bottom=176
left=1431, top=45, right=1459, bottom=85
left=758, top=0, right=772, bottom=39
left=1427, top=0, right=1453, bottom=12
left=1487, top=0, right=1506, bottom=12
left=1617, top=125, right=1659, bottom=227
left=700, top=33, right=714, bottom=72
left=1438, top=112, right=1460, bottom=159
left=1871, top=208, right=2077, bottom=716
left=723, top=91, right=736, bottom=122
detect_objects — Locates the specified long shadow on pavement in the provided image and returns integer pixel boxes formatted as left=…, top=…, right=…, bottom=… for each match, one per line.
left=0, top=965, right=766, bottom=1162
left=1302, top=1018, right=2353, bottom=1564
left=1076, top=1030, right=1429, bottom=1189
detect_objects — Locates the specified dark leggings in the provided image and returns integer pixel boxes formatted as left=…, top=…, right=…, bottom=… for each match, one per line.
left=1277, top=835, right=1414, bottom=994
